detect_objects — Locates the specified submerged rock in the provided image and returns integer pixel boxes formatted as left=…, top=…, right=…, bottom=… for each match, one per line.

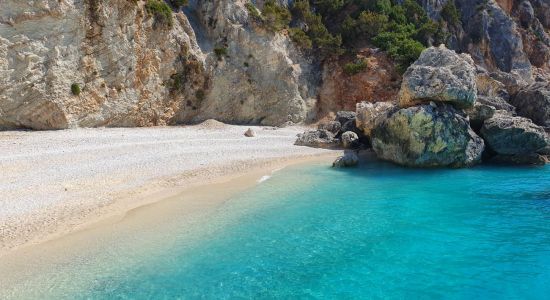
left=371, top=104, right=484, bottom=168
left=399, top=45, right=477, bottom=109
left=480, top=113, right=549, bottom=155
left=295, top=129, right=339, bottom=149
left=332, top=151, right=359, bottom=168
left=512, top=82, right=550, bottom=127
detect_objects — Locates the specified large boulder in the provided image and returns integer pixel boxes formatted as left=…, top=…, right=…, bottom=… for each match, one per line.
left=399, top=45, right=477, bottom=108
left=512, top=82, right=550, bottom=127
left=332, top=151, right=359, bottom=168
left=295, top=129, right=340, bottom=149
left=480, top=113, right=549, bottom=155
left=341, top=131, right=359, bottom=149
left=371, top=104, right=484, bottom=168
left=355, top=101, right=397, bottom=136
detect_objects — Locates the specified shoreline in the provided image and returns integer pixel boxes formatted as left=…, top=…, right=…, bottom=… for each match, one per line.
left=0, top=155, right=337, bottom=297
left=0, top=124, right=339, bottom=258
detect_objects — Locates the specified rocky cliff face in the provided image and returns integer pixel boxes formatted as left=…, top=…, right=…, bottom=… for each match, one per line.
left=0, top=0, right=206, bottom=129
left=183, top=0, right=320, bottom=125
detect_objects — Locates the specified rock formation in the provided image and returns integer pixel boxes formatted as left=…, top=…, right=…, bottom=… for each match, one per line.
left=399, top=45, right=477, bottom=108
left=371, top=104, right=484, bottom=167
left=512, top=82, right=550, bottom=127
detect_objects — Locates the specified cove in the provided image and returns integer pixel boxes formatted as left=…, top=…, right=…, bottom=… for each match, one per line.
left=2, top=160, right=550, bottom=299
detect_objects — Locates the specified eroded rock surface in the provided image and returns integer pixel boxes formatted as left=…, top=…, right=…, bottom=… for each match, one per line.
left=399, top=45, right=477, bottom=108
left=512, top=82, right=550, bottom=127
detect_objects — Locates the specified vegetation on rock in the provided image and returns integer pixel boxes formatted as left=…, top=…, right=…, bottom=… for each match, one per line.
left=71, top=83, right=81, bottom=96
left=145, top=0, right=173, bottom=28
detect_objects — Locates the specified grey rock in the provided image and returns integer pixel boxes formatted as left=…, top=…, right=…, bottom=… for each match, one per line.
left=318, top=121, right=342, bottom=134
left=332, top=151, right=359, bottom=168
left=480, top=113, right=549, bottom=155
left=477, top=96, right=516, bottom=113
left=295, top=129, right=340, bottom=149
left=335, top=111, right=357, bottom=126
left=356, top=102, right=397, bottom=136
left=244, top=128, right=256, bottom=137
left=371, top=104, right=484, bottom=168
left=399, top=45, right=477, bottom=108
left=466, top=102, right=496, bottom=131
left=341, top=131, right=359, bottom=149
left=512, top=82, right=550, bottom=127
left=519, top=0, right=535, bottom=27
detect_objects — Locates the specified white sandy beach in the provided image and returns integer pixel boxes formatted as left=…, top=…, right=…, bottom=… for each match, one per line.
left=0, top=122, right=337, bottom=255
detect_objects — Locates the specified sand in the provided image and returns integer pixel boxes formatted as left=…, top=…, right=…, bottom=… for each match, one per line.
left=0, top=123, right=338, bottom=256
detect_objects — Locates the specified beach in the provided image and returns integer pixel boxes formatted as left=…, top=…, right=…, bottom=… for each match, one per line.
left=0, top=122, right=337, bottom=256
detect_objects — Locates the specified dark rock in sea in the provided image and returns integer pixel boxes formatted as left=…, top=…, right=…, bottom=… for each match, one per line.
left=399, top=45, right=477, bottom=108
left=371, top=104, right=484, bottom=168
left=480, top=112, right=549, bottom=155
left=295, top=129, right=340, bottom=149
left=512, top=82, right=550, bottom=127
left=332, top=151, right=359, bottom=168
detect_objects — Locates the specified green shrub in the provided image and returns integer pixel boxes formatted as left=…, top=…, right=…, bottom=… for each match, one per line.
left=145, top=0, right=173, bottom=28
left=214, top=46, right=228, bottom=60
left=245, top=2, right=261, bottom=20
left=262, top=0, right=291, bottom=31
left=291, top=0, right=343, bottom=58
left=441, top=0, right=461, bottom=26
left=71, top=83, right=81, bottom=96
left=289, top=28, right=312, bottom=49
left=168, top=0, right=188, bottom=8
left=343, top=59, right=368, bottom=76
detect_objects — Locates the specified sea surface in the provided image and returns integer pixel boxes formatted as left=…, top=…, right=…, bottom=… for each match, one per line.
left=2, top=160, right=550, bottom=299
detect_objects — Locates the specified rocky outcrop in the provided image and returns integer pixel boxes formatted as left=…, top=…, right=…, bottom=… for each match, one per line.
left=295, top=129, right=340, bottom=149
left=480, top=112, right=549, bottom=155
left=187, top=0, right=319, bottom=126
left=399, top=45, right=477, bottom=108
left=0, top=0, right=206, bottom=130
left=512, top=82, right=550, bottom=127
left=371, top=104, right=485, bottom=167
left=356, top=101, right=397, bottom=136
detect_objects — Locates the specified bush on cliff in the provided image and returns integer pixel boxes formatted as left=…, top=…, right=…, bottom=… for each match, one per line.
left=262, top=0, right=292, bottom=31
left=145, top=0, right=173, bottom=28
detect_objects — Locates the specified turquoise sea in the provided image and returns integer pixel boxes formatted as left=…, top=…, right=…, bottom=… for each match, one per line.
left=3, top=160, right=550, bottom=299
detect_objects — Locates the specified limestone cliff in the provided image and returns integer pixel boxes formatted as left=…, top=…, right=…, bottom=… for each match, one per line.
left=0, top=0, right=206, bottom=129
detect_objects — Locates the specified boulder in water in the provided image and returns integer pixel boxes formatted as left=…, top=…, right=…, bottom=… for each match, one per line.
left=480, top=113, right=549, bottom=155
left=332, top=151, right=359, bottom=168
left=371, top=104, right=484, bottom=168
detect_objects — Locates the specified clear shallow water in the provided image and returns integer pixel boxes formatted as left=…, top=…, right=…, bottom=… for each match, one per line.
left=5, top=161, right=550, bottom=299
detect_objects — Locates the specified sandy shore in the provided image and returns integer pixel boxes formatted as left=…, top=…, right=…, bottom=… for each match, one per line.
left=0, top=122, right=337, bottom=256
